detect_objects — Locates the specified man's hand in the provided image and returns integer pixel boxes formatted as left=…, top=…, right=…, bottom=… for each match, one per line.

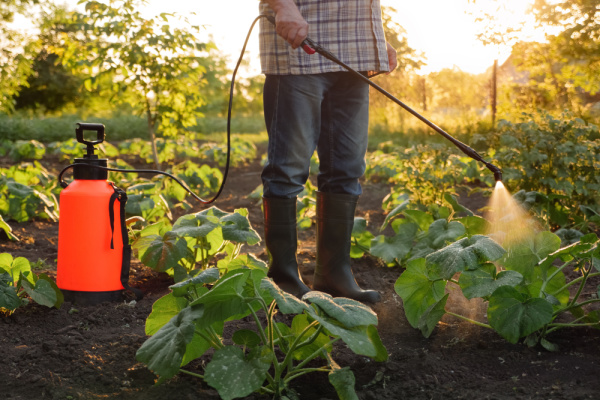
left=386, top=42, right=398, bottom=74
left=266, top=0, right=308, bottom=49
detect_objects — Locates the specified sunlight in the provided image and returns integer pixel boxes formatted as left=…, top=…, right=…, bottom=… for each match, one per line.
left=10, top=0, right=553, bottom=77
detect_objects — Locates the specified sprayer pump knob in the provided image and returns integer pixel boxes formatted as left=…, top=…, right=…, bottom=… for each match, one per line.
left=76, top=122, right=105, bottom=158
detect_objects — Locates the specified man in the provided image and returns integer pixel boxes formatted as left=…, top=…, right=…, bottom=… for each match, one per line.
left=259, top=0, right=397, bottom=303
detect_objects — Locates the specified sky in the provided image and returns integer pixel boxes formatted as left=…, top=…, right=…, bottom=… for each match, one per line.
left=22, top=0, right=547, bottom=76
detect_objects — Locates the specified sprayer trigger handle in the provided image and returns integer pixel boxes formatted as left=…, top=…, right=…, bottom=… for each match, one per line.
left=301, top=43, right=316, bottom=54
left=76, top=122, right=105, bottom=145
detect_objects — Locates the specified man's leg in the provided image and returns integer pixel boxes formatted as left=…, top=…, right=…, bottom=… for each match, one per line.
left=261, top=74, right=332, bottom=297
left=313, top=72, right=381, bottom=303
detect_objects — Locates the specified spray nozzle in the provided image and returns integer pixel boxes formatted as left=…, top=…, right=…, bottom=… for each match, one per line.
left=76, top=122, right=105, bottom=159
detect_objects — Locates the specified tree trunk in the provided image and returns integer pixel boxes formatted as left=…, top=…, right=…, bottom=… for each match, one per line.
left=147, top=108, right=160, bottom=169
left=491, top=59, right=497, bottom=127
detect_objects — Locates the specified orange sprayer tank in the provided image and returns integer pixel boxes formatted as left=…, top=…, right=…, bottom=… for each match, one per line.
left=56, top=123, right=128, bottom=305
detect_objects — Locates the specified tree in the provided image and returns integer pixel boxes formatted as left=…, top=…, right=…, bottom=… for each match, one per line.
left=532, top=0, right=600, bottom=95
left=57, top=0, right=212, bottom=168
left=0, top=0, right=39, bottom=113
left=369, top=6, right=426, bottom=131
left=15, top=4, right=89, bottom=113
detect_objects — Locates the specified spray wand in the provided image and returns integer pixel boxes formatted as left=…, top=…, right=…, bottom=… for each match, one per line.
left=264, top=15, right=502, bottom=182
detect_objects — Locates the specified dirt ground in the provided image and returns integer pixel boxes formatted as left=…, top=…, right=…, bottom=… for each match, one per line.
left=1, top=152, right=600, bottom=400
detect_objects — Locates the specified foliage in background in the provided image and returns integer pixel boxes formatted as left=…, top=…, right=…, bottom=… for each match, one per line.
left=0, top=161, right=59, bottom=223
left=14, top=4, right=90, bottom=113
left=0, top=253, right=63, bottom=315
left=136, top=267, right=387, bottom=399
left=489, top=112, right=600, bottom=209
left=0, top=0, right=39, bottom=113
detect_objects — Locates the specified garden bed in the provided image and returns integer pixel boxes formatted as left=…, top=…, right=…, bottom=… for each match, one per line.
left=1, top=154, right=600, bottom=400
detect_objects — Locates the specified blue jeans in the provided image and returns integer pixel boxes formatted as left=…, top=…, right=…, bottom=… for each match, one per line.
left=261, top=72, right=369, bottom=199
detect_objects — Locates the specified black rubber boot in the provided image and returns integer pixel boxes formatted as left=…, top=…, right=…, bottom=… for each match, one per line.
left=313, top=192, right=381, bottom=303
left=263, top=196, right=311, bottom=298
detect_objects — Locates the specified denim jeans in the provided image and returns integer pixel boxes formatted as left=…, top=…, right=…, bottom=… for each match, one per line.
left=261, top=72, right=369, bottom=199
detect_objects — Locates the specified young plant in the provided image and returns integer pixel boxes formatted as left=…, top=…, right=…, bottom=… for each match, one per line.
left=133, top=207, right=261, bottom=282
left=351, top=194, right=487, bottom=267
left=0, top=162, right=59, bottom=223
left=136, top=266, right=387, bottom=399
left=0, top=253, right=63, bottom=314
left=395, top=231, right=600, bottom=350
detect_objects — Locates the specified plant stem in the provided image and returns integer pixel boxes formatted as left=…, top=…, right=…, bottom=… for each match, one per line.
left=284, top=367, right=330, bottom=383
left=545, top=321, right=600, bottom=335
left=551, top=272, right=600, bottom=296
left=280, top=321, right=320, bottom=376
left=179, top=369, right=203, bottom=379
left=556, top=298, right=600, bottom=315
left=539, top=259, right=574, bottom=296
left=446, top=312, right=492, bottom=329
left=248, top=305, right=269, bottom=346
left=568, top=263, right=590, bottom=307
left=292, top=339, right=339, bottom=372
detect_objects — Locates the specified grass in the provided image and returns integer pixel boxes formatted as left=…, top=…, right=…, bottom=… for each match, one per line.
left=0, top=112, right=266, bottom=143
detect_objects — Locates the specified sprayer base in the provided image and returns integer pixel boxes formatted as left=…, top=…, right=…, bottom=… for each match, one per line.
left=61, top=289, right=125, bottom=305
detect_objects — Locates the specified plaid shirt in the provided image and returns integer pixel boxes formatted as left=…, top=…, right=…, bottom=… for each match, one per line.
left=258, top=0, right=390, bottom=75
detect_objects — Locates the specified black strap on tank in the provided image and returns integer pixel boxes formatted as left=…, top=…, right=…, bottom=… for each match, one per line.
left=109, top=184, right=143, bottom=301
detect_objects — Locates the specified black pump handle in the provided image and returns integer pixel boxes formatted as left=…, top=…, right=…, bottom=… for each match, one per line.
left=76, top=122, right=105, bottom=145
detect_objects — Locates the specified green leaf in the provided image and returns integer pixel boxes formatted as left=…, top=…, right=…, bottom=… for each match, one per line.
left=540, top=338, right=559, bottom=352
left=190, top=270, right=254, bottom=329
left=426, top=219, right=466, bottom=248
left=0, top=216, right=18, bottom=241
left=527, top=266, right=569, bottom=307
left=221, top=212, right=261, bottom=245
left=232, top=329, right=262, bottom=347
left=487, top=286, right=553, bottom=344
left=417, top=293, right=448, bottom=338
left=457, top=216, right=489, bottom=236
left=303, top=291, right=378, bottom=328
left=444, top=193, right=474, bottom=216
left=380, top=200, right=409, bottom=231
left=172, top=213, right=218, bottom=238
left=219, top=254, right=267, bottom=273
left=36, top=274, right=63, bottom=309
left=145, top=293, right=190, bottom=335
left=394, top=258, right=447, bottom=328
left=204, top=346, right=271, bottom=400
left=169, top=268, right=219, bottom=297
left=182, top=322, right=223, bottom=368
left=329, top=367, right=359, bottom=400
left=427, top=235, right=505, bottom=280
left=21, top=277, right=57, bottom=307
left=459, top=269, right=523, bottom=299
left=403, top=210, right=434, bottom=232
left=136, top=305, right=204, bottom=379
left=0, top=253, right=13, bottom=270
left=307, top=309, right=388, bottom=361
left=370, top=222, right=418, bottom=263
left=290, top=313, right=332, bottom=360
left=133, top=232, right=191, bottom=272
left=0, top=274, right=20, bottom=311
left=260, top=278, right=308, bottom=315
left=502, top=231, right=561, bottom=281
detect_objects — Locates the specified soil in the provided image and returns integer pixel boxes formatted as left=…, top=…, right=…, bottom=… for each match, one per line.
left=1, top=151, right=600, bottom=400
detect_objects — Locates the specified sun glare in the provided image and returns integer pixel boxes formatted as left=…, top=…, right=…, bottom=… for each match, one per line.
left=485, top=182, right=538, bottom=247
